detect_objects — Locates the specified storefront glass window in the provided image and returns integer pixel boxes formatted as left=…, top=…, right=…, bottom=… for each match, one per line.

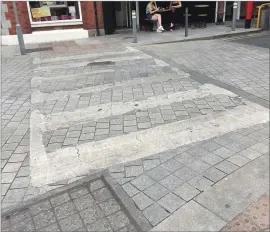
left=28, top=1, right=81, bottom=22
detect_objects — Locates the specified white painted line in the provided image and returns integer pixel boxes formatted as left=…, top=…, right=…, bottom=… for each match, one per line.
left=30, top=101, right=269, bottom=187
left=33, top=54, right=152, bottom=71
left=40, top=84, right=237, bottom=130
left=33, top=47, right=140, bottom=64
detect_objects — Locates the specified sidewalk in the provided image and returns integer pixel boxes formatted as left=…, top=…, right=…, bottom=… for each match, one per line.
left=2, top=24, right=262, bottom=58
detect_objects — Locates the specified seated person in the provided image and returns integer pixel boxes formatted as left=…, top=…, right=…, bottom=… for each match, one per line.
left=169, top=1, right=182, bottom=31
left=146, top=1, right=165, bottom=32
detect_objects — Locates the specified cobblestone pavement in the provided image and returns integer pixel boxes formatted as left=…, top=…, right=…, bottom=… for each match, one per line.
left=142, top=39, right=269, bottom=102
left=1, top=38, right=269, bottom=231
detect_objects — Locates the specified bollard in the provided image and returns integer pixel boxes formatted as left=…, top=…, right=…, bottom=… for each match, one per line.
left=132, top=10, right=138, bottom=43
left=13, top=1, right=26, bottom=55
left=185, top=7, right=188, bottom=37
left=232, top=2, right=238, bottom=31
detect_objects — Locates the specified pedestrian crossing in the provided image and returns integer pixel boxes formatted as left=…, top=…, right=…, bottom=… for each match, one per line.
left=29, top=47, right=269, bottom=188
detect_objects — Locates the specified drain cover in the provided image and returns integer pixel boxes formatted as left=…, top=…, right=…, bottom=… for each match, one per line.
left=87, top=61, right=115, bottom=66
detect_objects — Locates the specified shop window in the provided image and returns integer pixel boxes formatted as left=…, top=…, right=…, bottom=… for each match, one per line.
left=28, top=1, right=81, bottom=23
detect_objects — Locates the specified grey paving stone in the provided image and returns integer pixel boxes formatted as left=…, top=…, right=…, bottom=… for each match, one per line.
left=1, top=183, right=10, bottom=196
left=109, top=163, right=125, bottom=173
left=200, top=141, right=221, bottom=152
left=173, top=183, right=200, bottom=201
left=160, top=159, right=184, bottom=172
left=89, top=179, right=105, bottom=192
left=213, top=136, right=234, bottom=146
left=227, top=154, right=251, bottom=167
left=49, top=135, right=65, bottom=143
left=213, top=147, right=236, bottom=159
left=143, top=159, right=160, bottom=171
left=116, top=177, right=135, bottom=185
left=2, top=188, right=27, bottom=202
left=10, top=177, right=30, bottom=189
left=159, top=150, right=178, bottom=163
left=59, top=214, right=83, bottom=231
left=187, top=160, right=211, bottom=173
left=250, top=142, right=269, bottom=154
left=1, top=151, right=13, bottom=159
left=2, top=162, right=21, bottom=173
left=174, top=152, right=196, bottom=165
left=224, top=142, right=247, bottom=153
left=201, top=153, right=223, bottom=165
left=146, top=166, right=171, bottom=182
left=118, top=224, right=137, bottom=232
left=79, top=133, right=94, bottom=141
left=80, top=205, right=104, bottom=225
left=73, top=194, right=95, bottom=211
left=39, top=223, right=60, bottom=232
left=130, top=174, right=155, bottom=191
left=124, top=126, right=138, bottom=133
left=122, top=182, right=140, bottom=197
left=144, top=183, right=170, bottom=201
left=63, top=137, right=79, bottom=146
left=98, top=198, right=121, bottom=216
left=33, top=209, right=56, bottom=229
left=138, top=122, right=151, bottom=129
left=69, top=125, right=83, bottom=131
left=96, top=122, right=110, bottom=129
left=189, top=176, right=214, bottom=191
left=203, top=167, right=227, bottom=183
left=17, top=166, right=30, bottom=177
left=87, top=218, right=113, bottom=232
left=11, top=219, right=35, bottom=232
left=124, top=120, right=137, bottom=127
left=110, top=124, right=123, bottom=131
left=92, top=187, right=113, bottom=202
left=158, top=192, right=186, bottom=213
left=125, top=165, right=143, bottom=178
left=125, top=159, right=142, bottom=166
left=187, top=147, right=209, bottom=158
left=239, top=148, right=262, bottom=160
left=1, top=172, right=16, bottom=183
left=143, top=203, right=170, bottom=226
left=107, top=211, right=130, bottom=230
left=159, top=174, right=184, bottom=191
left=132, top=192, right=154, bottom=210
left=30, top=200, right=51, bottom=216
left=50, top=193, right=70, bottom=207
left=54, top=201, right=76, bottom=220
left=174, top=166, right=198, bottom=181
left=215, top=160, right=239, bottom=174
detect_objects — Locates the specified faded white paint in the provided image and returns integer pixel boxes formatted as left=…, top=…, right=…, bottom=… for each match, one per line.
left=34, top=54, right=152, bottom=71
left=30, top=101, right=269, bottom=187
left=41, top=84, right=237, bottom=130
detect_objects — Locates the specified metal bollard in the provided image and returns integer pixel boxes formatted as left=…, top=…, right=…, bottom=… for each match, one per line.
left=185, top=7, right=188, bottom=37
left=132, top=10, right=138, bottom=43
left=232, top=2, right=238, bottom=31
left=13, top=1, right=26, bottom=55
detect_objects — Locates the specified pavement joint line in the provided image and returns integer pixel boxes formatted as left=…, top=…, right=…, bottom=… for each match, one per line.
left=37, top=84, right=237, bottom=130
left=31, top=73, right=191, bottom=104
left=142, top=48, right=270, bottom=109
left=30, top=102, right=269, bottom=187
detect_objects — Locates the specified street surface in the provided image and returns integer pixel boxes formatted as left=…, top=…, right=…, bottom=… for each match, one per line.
left=1, top=34, right=269, bottom=231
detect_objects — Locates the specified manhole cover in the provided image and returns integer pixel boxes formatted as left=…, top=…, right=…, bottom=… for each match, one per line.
left=87, top=61, right=115, bottom=66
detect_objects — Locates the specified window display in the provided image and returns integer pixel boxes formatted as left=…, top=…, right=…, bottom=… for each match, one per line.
left=28, top=1, right=81, bottom=23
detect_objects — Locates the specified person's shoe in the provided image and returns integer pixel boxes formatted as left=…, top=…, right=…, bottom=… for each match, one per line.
left=159, top=26, right=165, bottom=31
left=156, top=28, right=163, bottom=32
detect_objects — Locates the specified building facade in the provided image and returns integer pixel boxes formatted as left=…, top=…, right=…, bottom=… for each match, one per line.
left=1, top=1, right=104, bottom=36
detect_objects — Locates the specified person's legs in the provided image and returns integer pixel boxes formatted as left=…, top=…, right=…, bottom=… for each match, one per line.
left=152, top=14, right=162, bottom=28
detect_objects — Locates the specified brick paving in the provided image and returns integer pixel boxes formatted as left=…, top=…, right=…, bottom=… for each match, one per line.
left=1, top=178, right=138, bottom=232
